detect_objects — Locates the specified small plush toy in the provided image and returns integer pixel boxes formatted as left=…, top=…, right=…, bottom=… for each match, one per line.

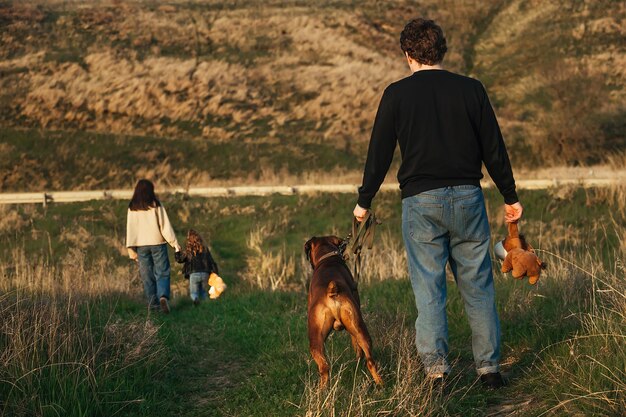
left=208, top=272, right=227, bottom=299
left=500, top=222, right=545, bottom=285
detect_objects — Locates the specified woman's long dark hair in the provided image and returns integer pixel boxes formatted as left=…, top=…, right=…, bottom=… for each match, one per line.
left=129, top=179, right=161, bottom=211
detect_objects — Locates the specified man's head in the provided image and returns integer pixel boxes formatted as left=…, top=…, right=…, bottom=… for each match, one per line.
left=400, top=18, right=447, bottom=67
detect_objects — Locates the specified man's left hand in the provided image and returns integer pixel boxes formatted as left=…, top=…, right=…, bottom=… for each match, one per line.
left=353, top=204, right=369, bottom=222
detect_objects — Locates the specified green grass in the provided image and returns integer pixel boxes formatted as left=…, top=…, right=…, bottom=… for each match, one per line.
left=103, top=269, right=611, bottom=416
left=4, top=187, right=621, bottom=271
left=1, top=188, right=624, bottom=416
left=0, top=293, right=168, bottom=417
left=0, top=127, right=367, bottom=192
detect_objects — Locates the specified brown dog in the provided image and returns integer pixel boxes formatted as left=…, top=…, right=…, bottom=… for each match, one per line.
left=304, top=236, right=383, bottom=388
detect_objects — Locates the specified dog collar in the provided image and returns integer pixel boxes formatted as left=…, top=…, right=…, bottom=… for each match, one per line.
left=316, top=250, right=342, bottom=264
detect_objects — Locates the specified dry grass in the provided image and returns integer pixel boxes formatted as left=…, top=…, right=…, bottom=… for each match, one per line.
left=297, top=326, right=457, bottom=417
left=0, top=0, right=623, bottom=197
left=293, top=235, right=626, bottom=416
left=584, top=184, right=626, bottom=221
left=475, top=0, right=625, bottom=165
left=355, top=230, right=408, bottom=284
left=1, top=247, right=138, bottom=297
left=0, top=248, right=164, bottom=416
left=243, top=224, right=297, bottom=291
left=1, top=1, right=408, bottom=143
left=291, top=196, right=625, bottom=415
left=0, top=205, right=29, bottom=232
left=527, top=248, right=626, bottom=416
left=0, top=188, right=624, bottom=415
left=11, top=0, right=622, bottom=169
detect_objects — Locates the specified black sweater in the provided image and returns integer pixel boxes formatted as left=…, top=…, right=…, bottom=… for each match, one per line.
left=357, top=70, right=518, bottom=208
left=175, top=249, right=219, bottom=278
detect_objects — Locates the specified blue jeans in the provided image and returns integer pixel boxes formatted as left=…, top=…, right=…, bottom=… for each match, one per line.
left=137, top=244, right=171, bottom=306
left=189, top=272, right=209, bottom=301
left=402, top=185, right=500, bottom=376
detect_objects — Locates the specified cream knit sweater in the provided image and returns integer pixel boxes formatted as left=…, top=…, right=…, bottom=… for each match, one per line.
left=126, top=205, right=180, bottom=249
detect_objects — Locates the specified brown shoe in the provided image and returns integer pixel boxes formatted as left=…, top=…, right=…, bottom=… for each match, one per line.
left=159, top=296, right=170, bottom=314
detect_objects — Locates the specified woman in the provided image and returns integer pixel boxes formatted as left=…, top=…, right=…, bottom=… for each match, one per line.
left=126, top=179, right=180, bottom=313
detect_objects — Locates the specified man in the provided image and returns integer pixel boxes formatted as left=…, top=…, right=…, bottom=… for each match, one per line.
left=353, top=18, right=523, bottom=389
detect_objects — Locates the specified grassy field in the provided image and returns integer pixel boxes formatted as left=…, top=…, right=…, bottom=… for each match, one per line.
left=1, top=187, right=624, bottom=416
left=0, top=127, right=370, bottom=192
left=2, top=1, right=624, bottom=415
left=1, top=0, right=624, bottom=192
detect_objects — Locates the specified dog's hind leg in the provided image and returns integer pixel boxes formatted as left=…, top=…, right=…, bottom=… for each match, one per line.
left=351, top=334, right=364, bottom=359
left=308, top=308, right=334, bottom=388
left=342, top=308, right=383, bottom=386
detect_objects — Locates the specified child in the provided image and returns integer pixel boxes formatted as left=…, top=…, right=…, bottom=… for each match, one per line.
left=175, top=229, right=220, bottom=305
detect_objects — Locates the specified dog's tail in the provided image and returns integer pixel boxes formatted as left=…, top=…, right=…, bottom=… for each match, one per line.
left=327, top=281, right=339, bottom=298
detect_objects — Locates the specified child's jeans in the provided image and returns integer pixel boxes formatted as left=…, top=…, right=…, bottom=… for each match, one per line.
left=189, top=272, right=209, bottom=301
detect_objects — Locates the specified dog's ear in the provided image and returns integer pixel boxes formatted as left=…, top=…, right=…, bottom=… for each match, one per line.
left=304, top=238, right=316, bottom=269
left=304, top=237, right=314, bottom=261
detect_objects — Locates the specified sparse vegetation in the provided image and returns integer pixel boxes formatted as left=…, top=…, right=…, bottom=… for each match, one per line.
left=474, top=0, right=626, bottom=165
left=243, top=223, right=297, bottom=290
left=0, top=127, right=368, bottom=192
left=1, top=0, right=623, bottom=178
left=0, top=255, right=167, bottom=417
left=1, top=0, right=625, bottom=415
left=0, top=188, right=624, bottom=416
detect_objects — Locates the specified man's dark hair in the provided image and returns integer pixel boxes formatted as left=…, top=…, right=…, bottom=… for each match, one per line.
left=400, top=18, right=447, bottom=65
left=129, top=179, right=161, bottom=210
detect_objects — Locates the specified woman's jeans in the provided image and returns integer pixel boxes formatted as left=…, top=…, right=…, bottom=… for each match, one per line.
left=189, top=272, right=209, bottom=301
left=137, top=244, right=171, bottom=306
left=402, top=185, right=500, bottom=376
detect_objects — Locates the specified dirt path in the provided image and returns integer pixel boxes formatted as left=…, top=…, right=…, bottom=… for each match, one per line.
left=1, top=168, right=624, bottom=205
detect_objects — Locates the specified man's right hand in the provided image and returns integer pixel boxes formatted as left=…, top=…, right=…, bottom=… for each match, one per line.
left=505, top=202, right=523, bottom=223
left=353, top=204, right=369, bottom=222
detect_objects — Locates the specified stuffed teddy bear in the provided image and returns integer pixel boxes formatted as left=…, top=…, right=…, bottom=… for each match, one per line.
left=208, top=272, right=227, bottom=299
left=501, top=222, right=545, bottom=285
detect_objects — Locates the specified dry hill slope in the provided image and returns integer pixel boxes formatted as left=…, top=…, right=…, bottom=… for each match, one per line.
left=0, top=0, right=624, bottom=192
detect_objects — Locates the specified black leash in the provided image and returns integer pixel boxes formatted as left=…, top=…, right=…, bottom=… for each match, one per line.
left=339, top=211, right=380, bottom=282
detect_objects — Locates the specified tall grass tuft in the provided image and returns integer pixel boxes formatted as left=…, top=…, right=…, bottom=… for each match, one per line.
left=297, top=321, right=461, bottom=416
left=358, top=230, right=408, bottom=283
left=243, top=224, right=296, bottom=290
left=527, top=249, right=625, bottom=416
left=3, top=247, right=138, bottom=297
left=0, top=251, right=166, bottom=417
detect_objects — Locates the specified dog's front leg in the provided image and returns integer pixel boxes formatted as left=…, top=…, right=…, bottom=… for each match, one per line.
left=308, top=308, right=334, bottom=388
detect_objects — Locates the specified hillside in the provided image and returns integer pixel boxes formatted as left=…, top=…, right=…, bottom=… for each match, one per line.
left=0, top=0, right=624, bottom=191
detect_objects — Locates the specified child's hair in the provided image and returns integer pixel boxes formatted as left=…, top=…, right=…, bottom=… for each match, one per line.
left=185, top=229, right=207, bottom=256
